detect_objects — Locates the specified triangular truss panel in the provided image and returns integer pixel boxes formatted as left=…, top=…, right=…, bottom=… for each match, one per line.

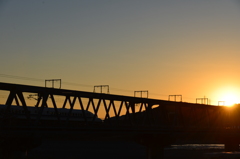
left=0, top=82, right=233, bottom=131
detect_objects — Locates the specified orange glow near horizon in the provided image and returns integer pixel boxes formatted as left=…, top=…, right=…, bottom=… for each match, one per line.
left=213, top=86, right=240, bottom=107
left=221, top=94, right=239, bottom=107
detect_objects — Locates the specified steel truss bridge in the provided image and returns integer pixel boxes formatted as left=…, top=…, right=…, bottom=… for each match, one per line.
left=0, top=82, right=240, bottom=159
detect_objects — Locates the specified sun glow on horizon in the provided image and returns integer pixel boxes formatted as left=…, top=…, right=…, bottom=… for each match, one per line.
left=220, top=94, right=239, bottom=106
left=214, top=87, right=240, bottom=107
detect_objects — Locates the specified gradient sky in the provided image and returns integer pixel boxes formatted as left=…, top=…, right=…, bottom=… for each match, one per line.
left=1, top=0, right=240, bottom=105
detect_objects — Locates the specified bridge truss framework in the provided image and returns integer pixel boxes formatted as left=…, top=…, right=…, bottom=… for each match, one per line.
left=0, top=82, right=240, bottom=158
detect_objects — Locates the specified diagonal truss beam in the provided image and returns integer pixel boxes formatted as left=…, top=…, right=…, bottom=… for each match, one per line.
left=0, top=82, right=231, bottom=130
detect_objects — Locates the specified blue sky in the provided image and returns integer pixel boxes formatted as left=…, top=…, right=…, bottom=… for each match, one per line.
left=1, top=0, right=240, bottom=105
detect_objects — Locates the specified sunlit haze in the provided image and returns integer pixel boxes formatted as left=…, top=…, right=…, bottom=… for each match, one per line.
left=212, top=86, right=240, bottom=106
left=1, top=0, right=240, bottom=105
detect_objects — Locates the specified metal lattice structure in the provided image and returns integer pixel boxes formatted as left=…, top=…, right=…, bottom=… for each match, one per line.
left=0, top=82, right=238, bottom=129
left=2, top=82, right=240, bottom=156
left=0, top=82, right=240, bottom=145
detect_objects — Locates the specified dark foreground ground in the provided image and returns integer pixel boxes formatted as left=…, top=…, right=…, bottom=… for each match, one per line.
left=7, top=139, right=236, bottom=159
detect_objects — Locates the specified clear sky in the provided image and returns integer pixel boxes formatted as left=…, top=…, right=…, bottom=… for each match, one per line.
left=1, top=0, right=240, bottom=105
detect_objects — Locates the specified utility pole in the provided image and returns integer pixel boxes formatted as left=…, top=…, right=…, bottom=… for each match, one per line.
left=218, top=101, right=225, bottom=106
left=45, top=79, right=61, bottom=89
left=168, top=95, right=182, bottom=102
left=93, top=85, right=110, bottom=93
left=134, top=90, right=148, bottom=98
left=196, top=96, right=209, bottom=104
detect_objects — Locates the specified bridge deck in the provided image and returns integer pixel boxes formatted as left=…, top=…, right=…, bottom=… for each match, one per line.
left=0, top=82, right=239, bottom=143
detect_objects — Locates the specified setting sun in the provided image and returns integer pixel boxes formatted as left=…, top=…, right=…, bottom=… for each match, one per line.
left=220, top=93, right=239, bottom=106
left=214, top=87, right=240, bottom=107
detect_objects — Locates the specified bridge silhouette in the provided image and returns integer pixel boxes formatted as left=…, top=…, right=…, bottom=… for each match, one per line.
left=0, top=82, right=240, bottom=159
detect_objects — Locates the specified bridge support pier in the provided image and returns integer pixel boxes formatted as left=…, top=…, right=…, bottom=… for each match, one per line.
left=222, top=136, right=239, bottom=152
left=146, top=143, right=164, bottom=159
left=224, top=142, right=239, bottom=152
left=135, top=135, right=175, bottom=159
left=0, top=135, right=42, bottom=159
